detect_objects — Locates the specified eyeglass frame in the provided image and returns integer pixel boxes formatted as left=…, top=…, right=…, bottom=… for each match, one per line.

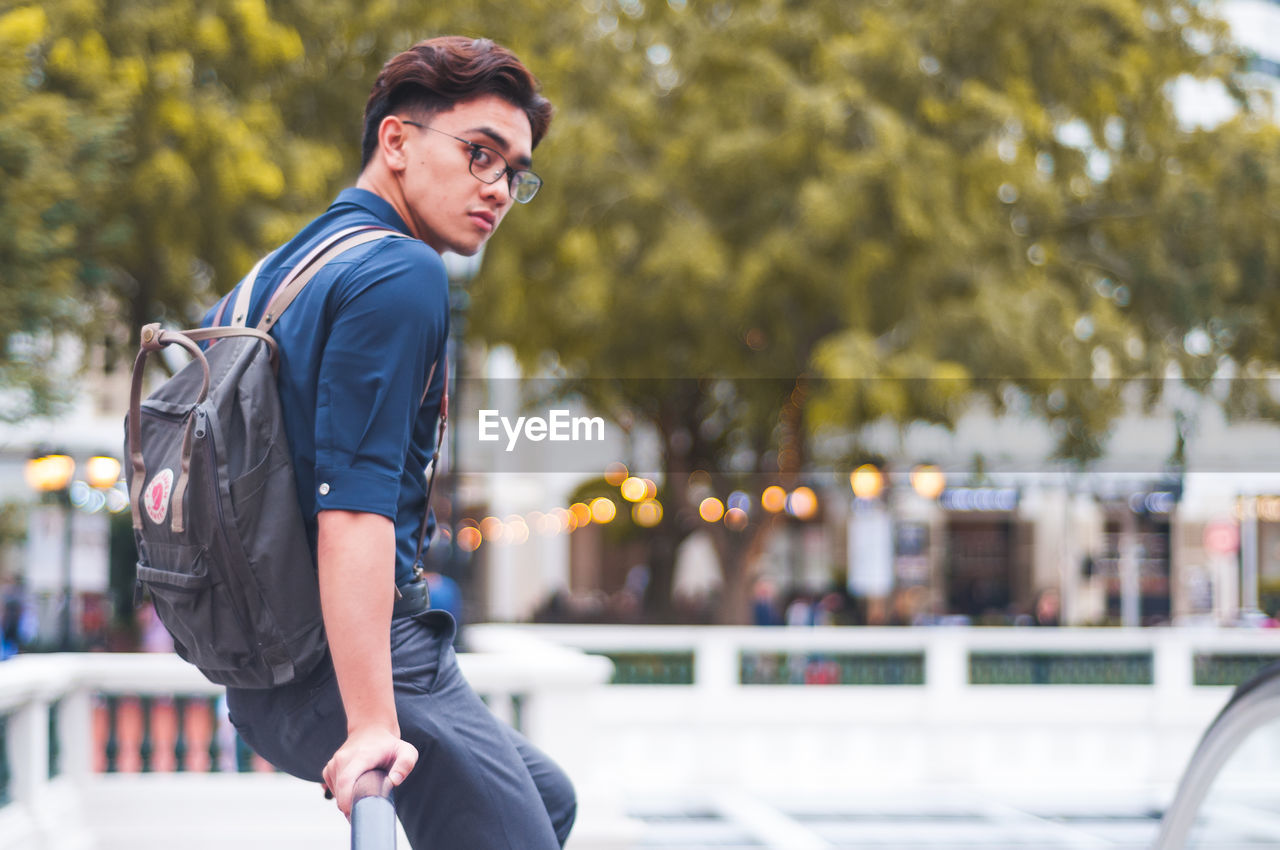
left=401, top=120, right=542, bottom=204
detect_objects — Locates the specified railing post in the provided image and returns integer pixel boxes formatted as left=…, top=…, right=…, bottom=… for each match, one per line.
left=60, top=685, right=94, bottom=783
left=207, top=696, right=222, bottom=772
left=174, top=695, right=189, bottom=772
left=695, top=631, right=739, bottom=693
left=104, top=695, right=120, bottom=773
left=139, top=695, right=154, bottom=773
left=10, top=696, right=50, bottom=808
left=925, top=629, right=968, bottom=699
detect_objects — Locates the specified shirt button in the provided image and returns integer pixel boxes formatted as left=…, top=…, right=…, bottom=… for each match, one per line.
left=318, top=483, right=331, bottom=495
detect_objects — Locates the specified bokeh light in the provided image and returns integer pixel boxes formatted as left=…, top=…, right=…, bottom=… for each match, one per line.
left=590, top=497, right=617, bottom=524
left=724, top=507, right=749, bottom=531
left=620, top=476, right=648, bottom=502
left=506, top=515, right=530, bottom=545
left=456, top=525, right=482, bottom=552
left=850, top=464, right=884, bottom=500
left=699, top=497, right=725, bottom=523
left=632, top=499, right=663, bottom=528
left=910, top=464, right=947, bottom=500
left=85, top=456, right=122, bottom=489
left=787, top=486, right=818, bottom=520
left=480, top=516, right=505, bottom=543
left=761, top=485, right=787, bottom=513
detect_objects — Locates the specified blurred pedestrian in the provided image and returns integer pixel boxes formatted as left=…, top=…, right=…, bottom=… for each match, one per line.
left=751, top=577, right=782, bottom=626
left=0, top=584, right=34, bottom=659
left=1034, top=587, right=1061, bottom=627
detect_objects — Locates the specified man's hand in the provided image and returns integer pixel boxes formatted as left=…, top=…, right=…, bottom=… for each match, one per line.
left=322, top=726, right=418, bottom=818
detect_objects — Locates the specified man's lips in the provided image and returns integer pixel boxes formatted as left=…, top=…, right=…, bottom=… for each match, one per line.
left=469, top=210, right=496, bottom=232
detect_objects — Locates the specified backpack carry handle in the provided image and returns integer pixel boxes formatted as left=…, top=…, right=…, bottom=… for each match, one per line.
left=127, top=324, right=212, bottom=533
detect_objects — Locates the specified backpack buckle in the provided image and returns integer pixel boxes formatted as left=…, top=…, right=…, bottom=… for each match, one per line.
left=140, top=323, right=165, bottom=351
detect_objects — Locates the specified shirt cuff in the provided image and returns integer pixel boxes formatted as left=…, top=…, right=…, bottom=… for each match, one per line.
left=312, top=466, right=401, bottom=519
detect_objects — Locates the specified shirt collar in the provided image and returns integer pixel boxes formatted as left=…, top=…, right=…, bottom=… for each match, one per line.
left=331, top=187, right=413, bottom=236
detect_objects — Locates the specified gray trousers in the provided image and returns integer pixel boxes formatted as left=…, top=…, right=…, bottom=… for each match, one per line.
left=226, top=610, right=577, bottom=849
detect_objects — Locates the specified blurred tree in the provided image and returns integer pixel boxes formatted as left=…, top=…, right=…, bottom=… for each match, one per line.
left=0, top=0, right=591, bottom=384
left=469, top=0, right=1280, bottom=620
left=0, top=5, right=109, bottom=417
left=6, top=0, right=1278, bottom=621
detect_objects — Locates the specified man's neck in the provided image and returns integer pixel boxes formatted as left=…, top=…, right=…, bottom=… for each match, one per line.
left=355, top=169, right=424, bottom=246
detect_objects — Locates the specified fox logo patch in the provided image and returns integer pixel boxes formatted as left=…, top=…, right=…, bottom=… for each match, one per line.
left=144, top=469, right=174, bottom=525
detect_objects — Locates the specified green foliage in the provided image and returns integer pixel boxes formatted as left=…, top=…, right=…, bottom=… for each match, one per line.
left=473, top=0, right=1276, bottom=471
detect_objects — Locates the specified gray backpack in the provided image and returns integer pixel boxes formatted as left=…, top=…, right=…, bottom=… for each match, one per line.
left=125, top=226, right=406, bottom=688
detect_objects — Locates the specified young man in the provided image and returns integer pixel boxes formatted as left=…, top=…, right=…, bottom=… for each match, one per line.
left=213, top=37, right=575, bottom=848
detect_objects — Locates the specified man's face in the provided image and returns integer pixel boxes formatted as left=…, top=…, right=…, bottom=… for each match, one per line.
left=397, top=94, right=534, bottom=257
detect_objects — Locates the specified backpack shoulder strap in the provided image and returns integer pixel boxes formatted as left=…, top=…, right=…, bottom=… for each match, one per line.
left=224, top=225, right=404, bottom=330
left=257, top=227, right=405, bottom=332
left=228, top=253, right=271, bottom=328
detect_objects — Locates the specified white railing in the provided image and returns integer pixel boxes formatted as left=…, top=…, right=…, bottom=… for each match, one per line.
left=0, top=625, right=1276, bottom=850
left=0, top=643, right=622, bottom=850
left=469, top=624, right=1280, bottom=801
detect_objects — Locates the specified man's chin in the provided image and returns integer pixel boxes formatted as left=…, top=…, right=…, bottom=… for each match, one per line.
left=449, top=236, right=489, bottom=258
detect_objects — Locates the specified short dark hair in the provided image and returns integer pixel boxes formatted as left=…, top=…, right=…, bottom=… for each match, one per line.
left=361, top=36, right=554, bottom=169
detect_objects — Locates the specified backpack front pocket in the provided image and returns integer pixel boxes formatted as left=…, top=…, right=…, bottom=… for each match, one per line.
left=137, top=543, right=253, bottom=672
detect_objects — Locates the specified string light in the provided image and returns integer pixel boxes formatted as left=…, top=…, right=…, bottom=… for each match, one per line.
left=447, top=461, right=844, bottom=552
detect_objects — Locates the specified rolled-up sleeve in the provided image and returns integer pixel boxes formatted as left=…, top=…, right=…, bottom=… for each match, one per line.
left=312, top=241, right=448, bottom=518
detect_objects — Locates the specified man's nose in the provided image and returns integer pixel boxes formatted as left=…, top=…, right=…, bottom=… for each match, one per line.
left=480, top=175, right=512, bottom=206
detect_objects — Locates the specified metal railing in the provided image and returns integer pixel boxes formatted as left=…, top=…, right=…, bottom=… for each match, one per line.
left=351, top=769, right=396, bottom=850
left=1154, top=659, right=1280, bottom=848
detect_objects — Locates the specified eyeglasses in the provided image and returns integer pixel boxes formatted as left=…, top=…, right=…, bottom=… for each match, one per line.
left=402, top=121, right=542, bottom=204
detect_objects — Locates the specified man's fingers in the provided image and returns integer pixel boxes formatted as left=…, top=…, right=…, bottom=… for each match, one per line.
left=322, top=760, right=335, bottom=799
left=388, top=742, right=419, bottom=785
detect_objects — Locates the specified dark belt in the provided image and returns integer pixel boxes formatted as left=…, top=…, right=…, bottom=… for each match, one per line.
left=392, top=578, right=431, bottom=618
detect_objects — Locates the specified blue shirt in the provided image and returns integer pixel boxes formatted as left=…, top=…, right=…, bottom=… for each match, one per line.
left=204, top=188, right=449, bottom=586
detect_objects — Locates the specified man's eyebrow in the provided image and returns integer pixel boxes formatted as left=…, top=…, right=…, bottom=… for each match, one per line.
left=467, top=125, right=533, bottom=168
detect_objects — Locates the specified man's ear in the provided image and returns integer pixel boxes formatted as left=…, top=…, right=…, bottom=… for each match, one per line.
left=378, top=116, right=411, bottom=173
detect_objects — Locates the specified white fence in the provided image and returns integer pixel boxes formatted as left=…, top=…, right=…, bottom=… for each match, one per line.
left=468, top=624, right=1280, bottom=802
left=0, top=625, right=1276, bottom=849
left=0, top=641, right=622, bottom=850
